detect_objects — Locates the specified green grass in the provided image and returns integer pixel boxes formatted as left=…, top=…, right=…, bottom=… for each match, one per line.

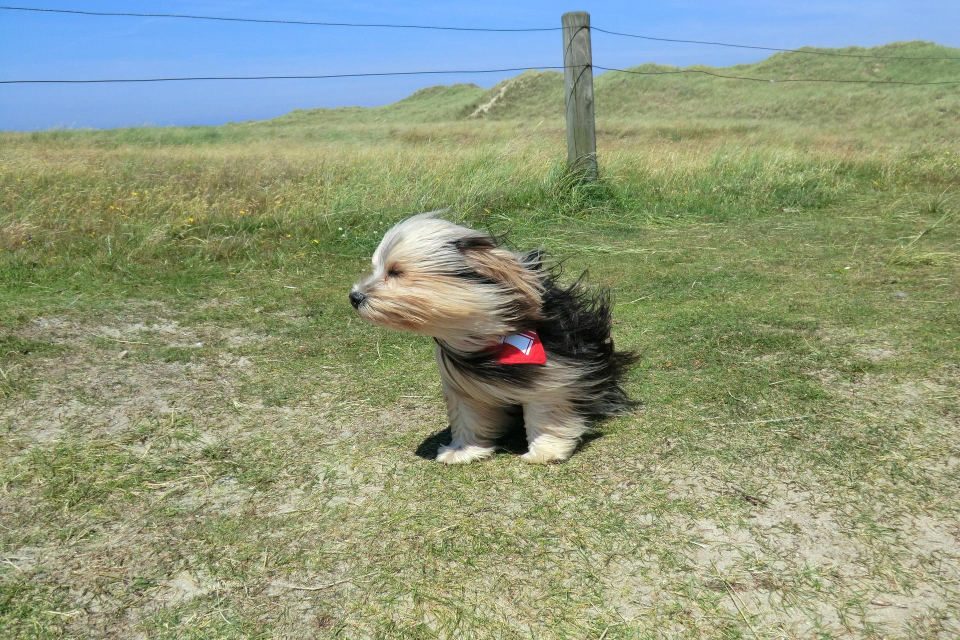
left=1, top=42, right=959, bottom=638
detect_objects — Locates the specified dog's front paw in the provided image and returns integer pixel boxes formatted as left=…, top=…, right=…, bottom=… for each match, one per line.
left=520, top=437, right=577, bottom=464
left=520, top=450, right=566, bottom=464
left=436, top=443, right=494, bottom=464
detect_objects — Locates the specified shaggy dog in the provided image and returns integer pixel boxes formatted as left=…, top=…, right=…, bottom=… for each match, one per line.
left=349, top=212, right=636, bottom=464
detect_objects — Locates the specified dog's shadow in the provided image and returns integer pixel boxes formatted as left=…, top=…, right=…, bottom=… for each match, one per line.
left=415, top=412, right=605, bottom=461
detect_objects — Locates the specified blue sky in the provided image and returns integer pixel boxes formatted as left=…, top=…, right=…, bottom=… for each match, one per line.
left=1, top=0, right=958, bottom=130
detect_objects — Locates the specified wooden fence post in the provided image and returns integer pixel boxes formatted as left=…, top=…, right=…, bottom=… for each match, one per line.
left=561, top=11, right=597, bottom=180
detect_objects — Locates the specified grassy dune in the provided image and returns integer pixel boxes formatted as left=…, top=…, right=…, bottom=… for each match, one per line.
left=273, top=41, right=960, bottom=135
left=1, top=42, right=959, bottom=638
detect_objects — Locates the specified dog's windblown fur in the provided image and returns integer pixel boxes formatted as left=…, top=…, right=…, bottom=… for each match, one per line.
left=350, top=212, right=636, bottom=464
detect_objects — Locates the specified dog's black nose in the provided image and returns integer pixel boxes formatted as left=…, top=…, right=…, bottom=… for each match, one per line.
left=349, top=291, right=366, bottom=309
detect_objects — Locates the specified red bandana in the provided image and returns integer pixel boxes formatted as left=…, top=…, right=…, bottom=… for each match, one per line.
left=491, top=329, right=547, bottom=365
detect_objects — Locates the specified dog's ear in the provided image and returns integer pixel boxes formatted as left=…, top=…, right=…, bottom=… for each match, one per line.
left=452, top=235, right=498, bottom=252
left=454, top=235, right=543, bottom=314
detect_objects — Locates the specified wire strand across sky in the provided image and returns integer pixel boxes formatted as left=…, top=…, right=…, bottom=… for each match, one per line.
left=0, top=67, right=564, bottom=84
left=0, top=5, right=562, bottom=32
left=590, top=28, right=960, bottom=61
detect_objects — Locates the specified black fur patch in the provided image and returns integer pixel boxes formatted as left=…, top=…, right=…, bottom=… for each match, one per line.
left=451, top=269, right=497, bottom=286
left=535, top=274, right=639, bottom=416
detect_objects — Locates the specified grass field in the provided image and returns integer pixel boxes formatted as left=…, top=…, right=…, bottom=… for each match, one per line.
left=1, top=43, right=959, bottom=638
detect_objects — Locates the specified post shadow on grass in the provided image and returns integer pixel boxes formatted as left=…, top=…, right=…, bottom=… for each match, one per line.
left=414, top=406, right=606, bottom=461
